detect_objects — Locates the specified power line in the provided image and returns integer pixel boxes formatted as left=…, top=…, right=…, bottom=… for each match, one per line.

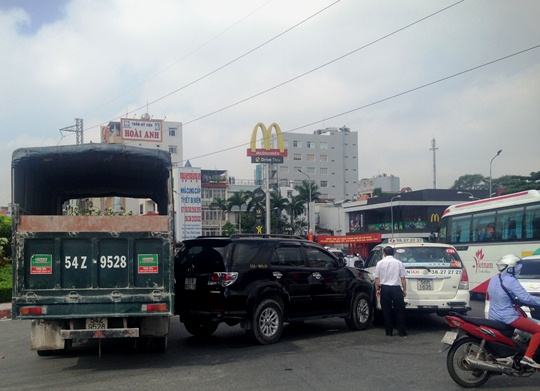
left=86, top=0, right=275, bottom=116
left=184, top=0, right=466, bottom=125
left=84, top=0, right=341, bottom=133
left=181, top=43, right=540, bottom=163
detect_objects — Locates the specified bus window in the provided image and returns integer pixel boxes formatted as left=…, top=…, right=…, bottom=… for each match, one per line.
left=450, top=215, right=471, bottom=244
left=472, top=212, right=497, bottom=242
left=497, top=207, right=523, bottom=241
left=525, top=205, right=540, bottom=240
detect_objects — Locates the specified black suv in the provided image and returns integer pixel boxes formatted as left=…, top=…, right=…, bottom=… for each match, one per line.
left=175, top=236, right=374, bottom=344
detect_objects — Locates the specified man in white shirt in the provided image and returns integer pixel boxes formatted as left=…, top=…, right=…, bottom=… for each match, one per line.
left=374, top=246, right=407, bottom=337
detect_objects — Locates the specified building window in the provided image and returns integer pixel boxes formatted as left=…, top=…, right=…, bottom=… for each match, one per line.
left=320, top=167, right=328, bottom=175
left=307, top=167, right=315, bottom=174
left=306, top=154, right=315, bottom=161
left=293, top=153, right=302, bottom=161
left=293, top=140, right=302, bottom=148
left=320, top=181, right=328, bottom=188
left=320, top=154, right=328, bottom=162
left=280, top=166, right=288, bottom=173
left=306, top=141, right=314, bottom=149
left=169, top=145, right=177, bottom=154
left=169, top=128, right=177, bottom=136
left=320, top=142, right=328, bottom=150
left=279, top=179, right=289, bottom=186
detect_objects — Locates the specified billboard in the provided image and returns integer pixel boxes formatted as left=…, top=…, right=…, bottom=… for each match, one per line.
left=246, top=122, right=288, bottom=159
left=178, top=167, right=202, bottom=241
left=202, top=170, right=228, bottom=188
left=121, top=118, right=163, bottom=142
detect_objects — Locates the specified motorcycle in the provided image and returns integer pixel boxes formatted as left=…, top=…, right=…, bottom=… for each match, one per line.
left=441, top=312, right=539, bottom=388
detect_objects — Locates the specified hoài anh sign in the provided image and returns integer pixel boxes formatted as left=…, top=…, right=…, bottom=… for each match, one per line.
left=317, top=233, right=382, bottom=245
left=246, top=122, right=288, bottom=160
left=121, top=118, right=163, bottom=142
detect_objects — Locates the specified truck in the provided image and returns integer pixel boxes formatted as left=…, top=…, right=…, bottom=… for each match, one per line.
left=11, top=144, right=175, bottom=355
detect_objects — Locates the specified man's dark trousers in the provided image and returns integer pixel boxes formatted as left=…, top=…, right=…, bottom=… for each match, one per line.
left=380, top=285, right=406, bottom=336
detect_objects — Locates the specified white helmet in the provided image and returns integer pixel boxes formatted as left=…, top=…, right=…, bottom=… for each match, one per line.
left=496, top=254, right=521, bottom=272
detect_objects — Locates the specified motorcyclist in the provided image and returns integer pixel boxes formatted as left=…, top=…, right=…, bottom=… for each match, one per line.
left=487, top=254, right=540, bottom=368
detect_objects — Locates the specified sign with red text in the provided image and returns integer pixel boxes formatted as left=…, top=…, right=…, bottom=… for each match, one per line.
left=121, top=118, right=163, bottom=142
left=178, top=167, right=202, bottom=240
left=317, top=233, right=382, bottom=245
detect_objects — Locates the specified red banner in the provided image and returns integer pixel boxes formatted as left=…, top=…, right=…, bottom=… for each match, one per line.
left=317, top=233, right=382, bottom=245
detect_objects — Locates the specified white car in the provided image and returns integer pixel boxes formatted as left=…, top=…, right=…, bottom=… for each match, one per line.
left=364, top=239, right=470, bottom=314
left=484, top=255, right=540, bottom=320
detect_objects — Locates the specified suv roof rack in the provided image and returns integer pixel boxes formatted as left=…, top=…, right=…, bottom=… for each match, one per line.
left=230, top=234, right=306, bottom=240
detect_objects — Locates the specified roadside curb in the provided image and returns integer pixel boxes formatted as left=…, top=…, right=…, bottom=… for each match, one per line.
left=0, top=303, right=11, bottom=320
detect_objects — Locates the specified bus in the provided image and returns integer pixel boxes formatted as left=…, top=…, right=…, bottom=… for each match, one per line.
left=439, top=190, right=540, bottom=295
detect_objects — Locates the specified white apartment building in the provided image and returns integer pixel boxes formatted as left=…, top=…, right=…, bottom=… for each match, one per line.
left=277, top=126, right=358, bottom=202
left=100, top=115, right=182, bottom=214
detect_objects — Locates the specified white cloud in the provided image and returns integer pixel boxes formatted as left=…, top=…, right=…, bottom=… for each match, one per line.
left=1, top=0, right=539, bottom=205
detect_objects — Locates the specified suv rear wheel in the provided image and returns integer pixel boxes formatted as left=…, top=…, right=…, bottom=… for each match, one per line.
left=345, top=292, right=372, bottom=330
left=249, top=298, right=284, bottom=345
left=183, top=318, right=219, bottom=338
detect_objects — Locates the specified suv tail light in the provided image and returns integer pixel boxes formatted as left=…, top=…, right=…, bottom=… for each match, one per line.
left=208, top=272, right=239, bottom=287
left=458, top=266, right=469, bottom=290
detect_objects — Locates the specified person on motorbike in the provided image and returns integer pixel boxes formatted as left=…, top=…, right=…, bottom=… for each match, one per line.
left=487, top=254, right=540, bottom=368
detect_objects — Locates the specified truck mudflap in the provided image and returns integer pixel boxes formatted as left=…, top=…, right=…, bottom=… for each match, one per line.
left=60, top=328, right=139, bottom=340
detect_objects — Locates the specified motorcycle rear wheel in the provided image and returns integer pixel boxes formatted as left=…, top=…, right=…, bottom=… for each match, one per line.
left=447, top=337, right=491, bottom=388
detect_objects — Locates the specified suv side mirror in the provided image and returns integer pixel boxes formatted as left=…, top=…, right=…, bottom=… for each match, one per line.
left=354, top=260, right=364, bottom=268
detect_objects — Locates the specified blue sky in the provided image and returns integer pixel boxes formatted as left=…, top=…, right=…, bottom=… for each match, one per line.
left=0, top=0, right=67, bottom=33
left=0, top=0, right=539, bottom=205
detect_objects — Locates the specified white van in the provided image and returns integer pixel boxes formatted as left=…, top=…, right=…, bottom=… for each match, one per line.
left=364, top=239, right=470, bottom=315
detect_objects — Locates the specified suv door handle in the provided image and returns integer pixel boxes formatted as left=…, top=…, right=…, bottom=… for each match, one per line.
left=312, top=272, right=322, bottom=280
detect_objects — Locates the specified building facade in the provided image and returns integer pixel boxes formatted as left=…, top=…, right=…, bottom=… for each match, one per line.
left=276, top=126, right=358, bottom=202
left=358, top=174, right=400, bottom=195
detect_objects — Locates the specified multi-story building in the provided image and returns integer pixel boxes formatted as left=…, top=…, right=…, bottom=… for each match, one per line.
left=358, top=174, right=400, bottom=195
left=100, top=115, right=182, bottom=214
left=201, top=170, right=228, bottom=236
left=276, top=126, right=358, bottom=202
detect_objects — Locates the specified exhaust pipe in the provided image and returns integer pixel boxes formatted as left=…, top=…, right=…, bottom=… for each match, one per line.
left=465, top=357, right=514, bottom=375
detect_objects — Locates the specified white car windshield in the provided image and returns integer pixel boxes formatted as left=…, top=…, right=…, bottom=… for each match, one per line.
left=394, top=247, right=461, bottom=266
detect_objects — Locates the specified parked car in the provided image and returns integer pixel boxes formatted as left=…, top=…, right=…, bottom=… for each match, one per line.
left=484, top=255, right=540, bottom=320
left=364, top=238, right=470, bottom=315
left=175, top=235, right=374, bottom=344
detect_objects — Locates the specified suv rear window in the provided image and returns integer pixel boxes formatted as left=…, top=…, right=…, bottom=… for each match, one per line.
left=394, top=247, right=461, bottom=266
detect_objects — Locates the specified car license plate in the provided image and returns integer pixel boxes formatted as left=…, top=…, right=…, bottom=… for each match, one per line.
left=86, top=317, right=107, bottom=330
left=441, top=331, right=458, bottom=345
left=185, top=277, right=197, bottom=290
left=417, top=279, right=433, bottom=290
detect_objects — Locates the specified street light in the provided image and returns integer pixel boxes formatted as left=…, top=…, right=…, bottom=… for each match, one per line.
left=390, top=194, right=401, bottom=238
left=457, top=191, right=478, bottom=200
left=297, top=168, right=312, bottom=235
left=489, top=149, right=502, bottom=198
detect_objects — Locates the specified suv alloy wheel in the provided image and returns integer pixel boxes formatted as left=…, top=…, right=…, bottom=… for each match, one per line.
left=250, top=298, right=284, bottom=345
left=345, top=292, right=373, bottom=330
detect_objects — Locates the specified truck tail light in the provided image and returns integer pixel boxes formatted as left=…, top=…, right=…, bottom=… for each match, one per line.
left=208, top=272, right=238, bottom=287
left=458, top=266, right=469, bottom=290
left=142, top=303, right=168, bottom=312
left=20, top=306, right=47, bottom=316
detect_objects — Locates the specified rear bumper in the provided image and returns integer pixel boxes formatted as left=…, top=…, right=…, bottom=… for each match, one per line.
left=405, top=290, right=470, bottom=312
left=60, top=328, right=139, bottom=339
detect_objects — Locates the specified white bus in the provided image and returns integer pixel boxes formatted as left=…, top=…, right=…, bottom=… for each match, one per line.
left=439, top=190, right=540, bottom=295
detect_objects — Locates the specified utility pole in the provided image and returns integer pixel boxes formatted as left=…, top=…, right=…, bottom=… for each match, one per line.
left=60, top=118, right=84, bottom=145
left=429, top=138, right=438, bottom=189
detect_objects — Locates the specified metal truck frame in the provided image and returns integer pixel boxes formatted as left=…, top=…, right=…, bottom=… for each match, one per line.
left=11, top=144, right=175, bottom=355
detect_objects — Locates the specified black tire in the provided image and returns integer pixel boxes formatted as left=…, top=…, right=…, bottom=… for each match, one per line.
left=447, top=337, right=491, bottom=388
left=249, top=298, right=284, bottom=345
left=183, top=318, right=218, bottom=338
left=345, top=292, right=373, bottom=330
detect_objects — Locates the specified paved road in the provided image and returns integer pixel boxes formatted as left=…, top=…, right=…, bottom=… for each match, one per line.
left=0, top=301, right=537, bottom=391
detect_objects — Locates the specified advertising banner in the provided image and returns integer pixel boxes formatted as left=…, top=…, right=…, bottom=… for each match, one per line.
left=178, top=167, right=202, bottom=240
left=317, top=234, right=382, bottom=245
left=120, top=118, right=163, bottom=142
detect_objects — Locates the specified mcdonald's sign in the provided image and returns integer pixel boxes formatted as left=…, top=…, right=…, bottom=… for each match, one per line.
left=430, top=213, right=440, bottom=223
left=246, top=123, right=288, bottom=162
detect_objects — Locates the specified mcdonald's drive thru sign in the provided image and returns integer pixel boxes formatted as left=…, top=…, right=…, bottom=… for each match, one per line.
left=246, top=122, right=288, bottom=164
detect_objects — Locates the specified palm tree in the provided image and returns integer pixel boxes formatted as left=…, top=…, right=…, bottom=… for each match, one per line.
left=288, top=195, right=305, bottom=228
left=294, top=180, right=321, bottom=232
left=227, top=191, right=249, bottom=233
left=270, top=190, right=290, bottom=234
left=210, top=197, right=229, bottom=235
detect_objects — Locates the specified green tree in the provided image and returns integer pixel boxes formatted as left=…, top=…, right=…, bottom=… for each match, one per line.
left=227, top=191, right=249, bottom=233
left=0, top=216, right=12, bottom=262
left=221, top=221, right=236, bottom=236
left=287, top=195, right=305, bottom=228
left=451, top=174, right=488, bottom=190
left=270, top=191, right=290, bottom=234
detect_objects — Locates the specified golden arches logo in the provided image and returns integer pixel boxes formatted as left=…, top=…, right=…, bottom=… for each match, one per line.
left=430, top=213, right=440, bottom=223
left=247, top=122, right=287, bottom=157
